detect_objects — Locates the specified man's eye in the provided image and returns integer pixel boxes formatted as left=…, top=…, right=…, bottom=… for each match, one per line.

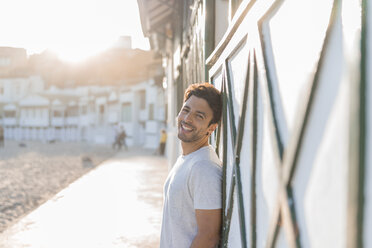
left=196, top=115, right=204, bottom=119
left=182, top=108, right=189, bottom=113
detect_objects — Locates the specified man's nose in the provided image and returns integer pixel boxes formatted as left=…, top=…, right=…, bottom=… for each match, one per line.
left=183, top=112, right=193, bottom=123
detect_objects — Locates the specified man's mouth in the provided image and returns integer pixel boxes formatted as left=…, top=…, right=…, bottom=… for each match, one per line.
left=180, top=122, right=194, bottom=132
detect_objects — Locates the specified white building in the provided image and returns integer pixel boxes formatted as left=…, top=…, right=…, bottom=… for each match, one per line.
left=2, top=103, right=17, bottom=139
left=0, top=76, right=44, bottom=103
left=0, top=76, right=45, bottom=140
left=0, top=80, right=166, bottom=149
left=78, top=95, right=95, bottom=142
left=65, top=100, right=79, bottom=141
left=19, top=94, right=49, bottom=141
left=119, top=80, right=166, bottom=149
left=50, top=98, right=66, bottom=141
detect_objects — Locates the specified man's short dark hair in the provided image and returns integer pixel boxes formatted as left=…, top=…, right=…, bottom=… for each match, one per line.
left=184, top=83, right=222, bottom=125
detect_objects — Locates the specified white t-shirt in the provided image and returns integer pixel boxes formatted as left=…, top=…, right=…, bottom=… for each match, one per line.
left=160, top=145, right=222, bottom=248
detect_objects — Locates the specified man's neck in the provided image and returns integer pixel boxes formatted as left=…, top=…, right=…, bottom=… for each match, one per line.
left=181, top=138, right=209, bottom=155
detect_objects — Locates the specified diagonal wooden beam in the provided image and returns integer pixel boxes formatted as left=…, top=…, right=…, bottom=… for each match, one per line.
left=220, top=68, right=236, bottom=247
left=347, top=0, right=367, bottom=247
left=261, top=0, right=341, bottom=247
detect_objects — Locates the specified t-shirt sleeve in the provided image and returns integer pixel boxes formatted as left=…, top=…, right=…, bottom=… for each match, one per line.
left=189, top=160, right=222, bottom=210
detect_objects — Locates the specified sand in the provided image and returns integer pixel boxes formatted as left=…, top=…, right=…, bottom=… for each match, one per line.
left=0, top=140, right=116, bottom=233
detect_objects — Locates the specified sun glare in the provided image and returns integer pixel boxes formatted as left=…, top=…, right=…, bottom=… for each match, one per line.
left=0, top=0, right=149, bottom=62
left=50, top=40, right=116, bottom=64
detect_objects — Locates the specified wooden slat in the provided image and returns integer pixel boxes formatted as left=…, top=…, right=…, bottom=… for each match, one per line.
left=347, top=0, right=366, bottom=247
left=233, top=51, right=252, bottom=248
left=250, top=51, right=258, bottom=248
left=206, top=0, right=257, bottom=66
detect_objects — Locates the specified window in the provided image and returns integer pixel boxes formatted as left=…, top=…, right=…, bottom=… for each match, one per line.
left=149, top=104, right=154, bottom=120
left=53, top=110, right=63, bottom=117
left=98, top=105, right=105, bottom=124
left=4, top=110, right=15, bottom=118
left=67, top=107, right=78, bottom=117
left=0, top=58, right=11, bottom=66
left=138, top=91, right=146, bottom=110
left=215, top=0, right=244, bottom=45
left=215, top=0, right=230, bottom=46
left=121, top=103, right=132, bottom=122
left=99, top=105, right=105, bottom=114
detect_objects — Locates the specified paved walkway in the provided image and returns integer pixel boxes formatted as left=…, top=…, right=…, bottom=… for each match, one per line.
left=0, top=149, right=168, bottom=248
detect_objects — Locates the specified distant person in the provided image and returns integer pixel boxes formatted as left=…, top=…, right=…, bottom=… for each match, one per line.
left=112, top=125, right=121, bottom=150
left=160, top=83, right=223, bottom=248
left=118, top=127, right=128, bottom=150
left=158, top=129, right=167, bottom=156
left=112, top=125, right=127, bottom=150
left=0, top=125, right=4, bottom=147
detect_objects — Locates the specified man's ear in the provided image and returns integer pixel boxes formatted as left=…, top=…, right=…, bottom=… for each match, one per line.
left=208, top=123, right=218, bottom=134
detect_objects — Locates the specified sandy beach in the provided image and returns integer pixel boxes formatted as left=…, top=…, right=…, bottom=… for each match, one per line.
left=0, top=140, right=116, bottom=233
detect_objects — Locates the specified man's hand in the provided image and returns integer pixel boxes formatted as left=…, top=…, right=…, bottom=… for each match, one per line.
left=190, top=209, right=222, bottom=248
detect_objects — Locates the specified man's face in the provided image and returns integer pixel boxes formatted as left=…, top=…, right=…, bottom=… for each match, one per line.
left=177, top=95, right=216, bottom=143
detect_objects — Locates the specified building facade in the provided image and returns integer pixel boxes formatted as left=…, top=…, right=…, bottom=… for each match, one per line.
left=0, top=47, right=27, bottom=77
left=138, top=0, right=372, bottom=247
left=0, top=78, right=166, bottom=149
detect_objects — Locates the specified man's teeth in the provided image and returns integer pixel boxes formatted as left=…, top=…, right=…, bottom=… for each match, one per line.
left=182, top=124, right=193, bottom=131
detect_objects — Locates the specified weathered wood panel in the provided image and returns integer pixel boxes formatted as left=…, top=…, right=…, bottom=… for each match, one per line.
left=363, top=0, right=371, bottom=246
left=207, top=0, right=369, bottom=247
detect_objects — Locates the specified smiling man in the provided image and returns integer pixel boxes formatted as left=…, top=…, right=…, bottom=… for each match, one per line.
left=160, top=83, right=223, bottom=248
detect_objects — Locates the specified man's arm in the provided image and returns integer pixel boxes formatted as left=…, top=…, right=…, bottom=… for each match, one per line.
left=190, top=209, right=222, bottom=248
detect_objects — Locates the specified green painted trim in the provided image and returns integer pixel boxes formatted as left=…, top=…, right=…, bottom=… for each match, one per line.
left=283, top=1, right=340, bottom=246
left=258, top=0, right=341, bottom=246
left=266, top=204, right=281, bottom=248
left=222, top=49, right=254, bottom=247
left=348, top=0, right=367, bottom=247
left=233, top=51, right=251, bottom=248
left=221, top=63, right=239, bottom=247
left=221, top=71, right=230, bottom=247
left=282, top=0, right=340, bottom=182
left=250, top=51, right=258, bottom=248
left=256, top=1, right=289, bottom=246
left=257, top=0, right=285, bottom=160
left=206, top=0, right=257, bottom=66
left=256, top=2, right=289, bottom=246
left=204, top=0, right=215, bottom=82
left=223, top=178, right=236, bottom=247
left=286, top=188, right=301, bottom=247
left=225, top=60, right=237, bottom=143
left=221, top=74, right=228, bottom=218
left=357, top=0, right=367, bottom=245
left=207, top=0, right=350, bottom=247
left=221, top=58, right=242, bottom=246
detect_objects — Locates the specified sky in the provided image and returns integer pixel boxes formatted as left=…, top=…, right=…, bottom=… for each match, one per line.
left=0, top=0, right=149, bottom=62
